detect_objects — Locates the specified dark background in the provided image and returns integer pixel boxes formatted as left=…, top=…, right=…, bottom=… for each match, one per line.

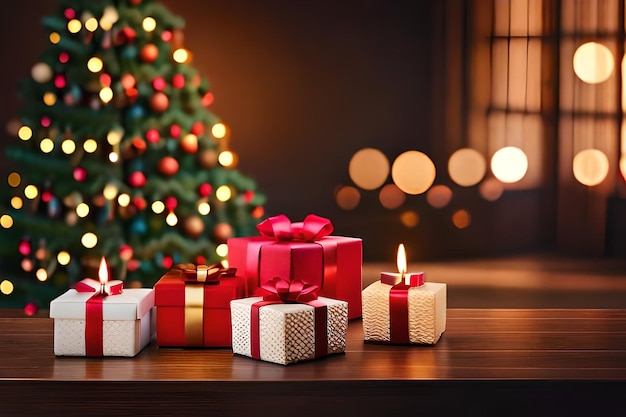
left=0, top=0, right=582, bottom=263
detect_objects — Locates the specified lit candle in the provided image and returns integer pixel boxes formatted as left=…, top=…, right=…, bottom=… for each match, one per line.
left=95, top=256, right=123, bottom=296
left=380, top=244, right=424, bottom=287
left=98, top=256, right=108, bottom=294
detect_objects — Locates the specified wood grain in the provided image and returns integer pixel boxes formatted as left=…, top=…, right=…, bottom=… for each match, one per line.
left=1, top=309, right=626, bottom=416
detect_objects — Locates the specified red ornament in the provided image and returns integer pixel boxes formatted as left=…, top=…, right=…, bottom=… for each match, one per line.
left=252, top=206, right=264, bottom=219
left=100, top=73, right=112, bottom=87
left=64, top=8, right=75, bottom=19
left=202, top=92, right=214, bottom=107
left=24, top=302, right=39, bottom=317
left=132, top=137, right=147, bottom=153
left=180, top=134, right=198, bottom=153
left=120, top=27, right=137, bottom=42
left=162, top=255, right=174, bottom=270
left=133, top=197, right=147, bottom=210
left=161, top=30, right=172, bottom=42
left=172, top=73, right=185, bottom=89
left=127, top=258, right=141, bottom=271
left=191, top=121, right=205, bottom=135
left=18, top=240, right=31, bottom=256
left=146, top=128, right=160, bottom=143
left=195, top=255, right=206, bottom=265
left=169, top=124, right=181, bottom=139
left=140, top=44, right=159, bottom=63
left=198, top=183, right=212, bottom=197
left=59, top=52, right=70, bottom=64
left=128, top=171, right=146, bottom=188
left=119, top=244, right=133, bottom=261
left=213, top=222, right=233, bottom=242
left=164, top=196, right=178, bottom=211
left=128, top=0, right=142, bottom=6
left=152, top=77, right=166, bottom=91
left=121, top=73, right=136, bottom=89
left=41, top=190, right=53, bottom=203
left=243, top=190, right=255, bottom=203
left=158, top=156, right=179, bottom=176
left=73, top=167, right=87, bottom=182
left=41, top=116, right=51, bottom=127
left=150, top=92, right=169, bottom=113
left=54, top=75, right=66, bottom=89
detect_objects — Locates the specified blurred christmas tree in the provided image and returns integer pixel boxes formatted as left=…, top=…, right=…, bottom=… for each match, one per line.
left=0, top=0, right=265, bottom=310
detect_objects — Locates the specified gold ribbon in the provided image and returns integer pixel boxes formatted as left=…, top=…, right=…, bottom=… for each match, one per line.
left=184, top=284, right=204, bottom=345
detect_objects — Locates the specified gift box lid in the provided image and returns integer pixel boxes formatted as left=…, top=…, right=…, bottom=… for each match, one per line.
left=154, top=272, right=245, bottom=309
left=49, top=288, right=154, bottom=320
left=231, top=296, right=347, bottom=313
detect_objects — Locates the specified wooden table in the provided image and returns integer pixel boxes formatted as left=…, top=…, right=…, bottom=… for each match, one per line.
left=1, top=309, right=626, bottom=416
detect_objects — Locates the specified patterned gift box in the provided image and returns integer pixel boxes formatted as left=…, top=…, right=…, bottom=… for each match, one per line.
left=154, top=263, right=246, bottom=347
left=227, top=214, right=362, bottom=319
left=50, top=283, right=155, bottom=357
left=230, top=277, right=348, bottom=365
left=362, top=279, right=446, bottom=345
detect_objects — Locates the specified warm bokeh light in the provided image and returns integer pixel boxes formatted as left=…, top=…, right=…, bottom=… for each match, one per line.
left=573, top=42, right=614, bottom=84
left=81, top=232, right=98, bottom=248
left=198, top=201, right=211, bottom=215
left=391, top=151, right=436, bottom=195
left=479, top=178, right=504, bottom=201
left=117, top=193, right=131, bottom=207
left=448, top=148, right=486, bottom=187
left=400, top=210, right=419, bottom=228
left=99, top=87, right=113, bottom=103
left=216, top=243, right=228, bottom=257
left=215, top=185, right=232, bottom=202
left=49, top=32, right=61, bottom=44
left=43, top=92, right=57, bottom=106
left=100, top=6, right=119, bottom=30
left=57, top=251, right=71, bottom=266
left=573, top=148, right=609, bottom=186
left=348, top=148, right=390, bottom=190
left=379, top=184, right=405, bottom=209
left=87, top=57, right=103, bottom=73
left=67, top=18, right=82, bottom=33
left=490, top=146, right=528, bottom=183
left=85, top=17, right=98, bottom=32
left=21, top=258, right=33, bottom=272
left=452, top=209, right=471, bottom=229
left=10, top=196, right=23, bottom=209
left=108, top=152, right=119, bottom=163
left=31, top=62, right=52, bottom=83
left=83, top=139, right=97, bottom=153
left=166, top=211, right=178, bottom=226
left=218, top=151, right=234, bottom=167
left=24, top=185, right=39, bottom=199
left=40, top=138, right=54, bottom=153
left=18, top=126, right=32, bottom=141
left=173, top=48, right=189, bottom=63
left=426, top=184, right=453, bottom=208
left=61, top=139, right=76, bottom=154
left=0, top=280, right=14, bottom=295
left=0, top=215, right=13, bottom=229
left=7, top=172, right=21, bottom=187
left=76, top=203, right=90, bottom=218
left=335, top=185, right=361, bottom=210
left=36, top=268, right=48, bottom=282
left=103, top=184, right=118, bottom=200
left=152, top=200, right=165, bottom=214
left=142, top=16, right=157, bottom=32
left=211, top=123, right=227, bottom=139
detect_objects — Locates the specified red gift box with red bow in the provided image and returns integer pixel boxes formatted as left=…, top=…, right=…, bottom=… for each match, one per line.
left=227, top=214, right=362, bottom=319
left=154, top=263, right=246, bottom=347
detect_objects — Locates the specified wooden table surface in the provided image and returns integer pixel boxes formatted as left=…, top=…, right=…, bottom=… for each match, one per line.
left=1, top=308, right=626, bottom=416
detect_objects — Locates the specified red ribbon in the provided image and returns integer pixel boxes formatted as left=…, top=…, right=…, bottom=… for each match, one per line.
left=389, top=283, right=410, bottom=344
left=74, top=277, right=124, bottom=356
left=250, top=277, right=328, bottom=361
left=172, top=263, right=237, bottom=284
left=257, top=214, right=334, bottom=242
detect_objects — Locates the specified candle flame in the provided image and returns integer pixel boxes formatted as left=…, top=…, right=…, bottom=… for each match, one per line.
left=396, top=244, right=407, bottom=276
left=98, top=256, right=109, bottom=285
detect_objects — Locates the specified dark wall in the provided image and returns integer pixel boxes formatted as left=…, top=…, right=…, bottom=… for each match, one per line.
left=0, top=0, right=558, bottom=262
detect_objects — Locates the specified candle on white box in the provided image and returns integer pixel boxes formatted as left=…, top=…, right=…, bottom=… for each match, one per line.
left=362, top=243, right=446, bottom=345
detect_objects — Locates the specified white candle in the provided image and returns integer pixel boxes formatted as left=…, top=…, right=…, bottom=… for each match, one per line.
left=380, top=244, right=424, bottom=286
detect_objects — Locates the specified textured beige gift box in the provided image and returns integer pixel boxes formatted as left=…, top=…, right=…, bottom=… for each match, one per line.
left=49, top=288, right=155, bottom=357
left=230, top=297, right=347, bottom=365
left=362, top=281, right=446, bottom=344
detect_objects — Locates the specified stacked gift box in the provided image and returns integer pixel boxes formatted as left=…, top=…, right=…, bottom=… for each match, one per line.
left=48, top=214, right=447, bottom=363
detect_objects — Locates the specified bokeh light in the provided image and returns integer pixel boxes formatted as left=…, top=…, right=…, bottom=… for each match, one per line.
left=76, top=203, right=90, bottom=218
left=67, top=18, right=82, bottom=33
left=31, top=62, right=52, bottom=83
left=81, top=232, right=98, bottom=248
left=490, top=146, right=528, bottom=183
left=573, top=42, right=614, bottom=84
left=218, top=151, right=234, bottom=167
left=0, top=215, right=13, bottom=229
left=379, top=184, right=405, bottom=209
left=152, top=200, right=165, bottom=214
left=36, top=268, right=48, bottom=282
left=85, top=17, right=98, bottom=32
left=0, top=280, right=14, bottom=295
left=348, top=148, right=390, bottom=190
left=40, top=138, right=54, bottom=153
left=573, top=148, right=609, bottom=186
left=43, top=92, right=57, bottom=106
left=448, top=148, right=486, bottom=186
left=211, top=123, right=227, bottom=139
left=49, top=32, right=61, bottom=44
left=117, top=193, right=131, bottom=207
left=61, top=139, right=76, bottom=154
left=7, top=172, right=21, bottom=187
left=103, top=184, right=118, bottom=200
left=479, top=178, right=505, bottom=201
left=99, top=87, right=113, bottom=103
left=11, top=196, right=23, bottom=209
left=57, top=251, right=71, bottom=266
left=166, top=212, right=178, bottom=226
left=198, top=201, right=211, bottom=215
left=452, top=209, right=471, bottom=229
left=391, top=151, right=436, bottom=195
left=216, top=185, right=232, bottom=202
left=83, top=139, right=98, bottom=153
left=24, top=185, right=39, bottom=199
left=426, top=184, right=453, bottom=208
left=18, top=126, right=32, bottom=141
left=173, top=48, right=189, bottom=63
left=142, top=17, right=157, bottom=32
left=400, top=210, right=419, bottom=228
left=87, top=57, right=103, bottom=73
left=216, top=243, right=228, bottom=257
left=335, top=185, right=360, bottom=210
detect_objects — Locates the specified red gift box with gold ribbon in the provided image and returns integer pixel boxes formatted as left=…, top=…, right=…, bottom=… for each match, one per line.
left=227, top=214, right=363, bottom=319
left=154, top=263, right=246, bottom=347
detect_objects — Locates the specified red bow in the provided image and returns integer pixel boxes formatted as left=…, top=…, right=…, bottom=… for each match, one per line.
left=256, top=214, right=334, bottom=242
left=259, top=276, right=320, bottom=303
left=75, top=278, right=123, bottom=296
left=173, top=263, right=237, bottom=284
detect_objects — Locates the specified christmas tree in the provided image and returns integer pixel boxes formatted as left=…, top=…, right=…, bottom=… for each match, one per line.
left=0, top=0, right=265, bottom=310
